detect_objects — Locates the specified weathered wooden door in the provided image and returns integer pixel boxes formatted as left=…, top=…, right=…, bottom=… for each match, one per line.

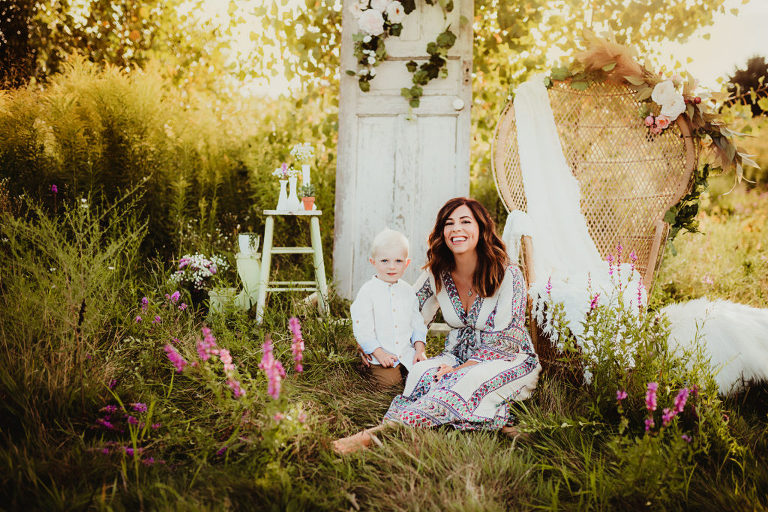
left=334, top=0, right=473, bottom=299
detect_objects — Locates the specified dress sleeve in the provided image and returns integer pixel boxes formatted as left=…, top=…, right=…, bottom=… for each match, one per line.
left=413, top=271, right=439, bottom=326
left=350, top=287, right=380, bottom=354
left=468, top=266, right=532, bottom=363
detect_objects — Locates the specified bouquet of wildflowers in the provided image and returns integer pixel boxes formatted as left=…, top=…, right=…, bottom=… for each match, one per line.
left=169, top=253, right=229, bottom=291
left=272, top=162, right=298, bottom=179
left=290, top=143, right=314, bottom=163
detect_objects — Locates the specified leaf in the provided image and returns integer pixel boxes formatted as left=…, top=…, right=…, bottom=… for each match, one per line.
left=550, top=66, right=570, bottom=81
left=601, top=62, right=617, bottom=72
left=738, top=153, right=760, bottom=169
left=624, top=75, right=646, bottom=86
left=570, top=81, right=589, bottom=91
left=635, top=87, right=653, bottom=101
left=345, top=69, right=356, bottom=76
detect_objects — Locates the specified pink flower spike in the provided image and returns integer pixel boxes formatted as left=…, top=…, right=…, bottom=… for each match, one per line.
left=644, top=418, right=655, bottom=431
left=170, top=291, right=180, bottom=303
left=645, top=382, right=658, bottom=411
left=606, top=254, right=614, bottom=276
left=178, top=303, right=187, bottom=311
left=662, top=408, right=676, bottom=426
left=135, top=315, right=142, bottom=323
left=164, top=344, right=187, bottom=373
left=616, top=390, right=628, bottom=401
left=51, top=184, right=58, bottom=193
left=289, top=317, right=305, bottom=372
left=141, top=297, right=149, bottom=310
left=589, top=293, right=600, bottom=311
left=673, top=388, right=689, bottom=414
left=545, top=277, right=552, bottom=296
left=681, top=434, right=692, bottom=443
left=153, top=315, right=162, bottom=324
left=273, top=412, right=285, bottom=422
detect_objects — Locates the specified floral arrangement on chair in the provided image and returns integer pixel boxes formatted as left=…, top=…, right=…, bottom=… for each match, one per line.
left=546, top=30, right=759, bottom=182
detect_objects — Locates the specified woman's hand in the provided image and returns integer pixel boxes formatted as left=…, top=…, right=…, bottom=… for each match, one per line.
left=413, top=341, right=428, bottom=364
left=434, top=364, right=455, bottom=381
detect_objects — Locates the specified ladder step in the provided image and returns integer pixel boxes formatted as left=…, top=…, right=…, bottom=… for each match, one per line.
left=270, top=281, right=317, bottom=286
left=266, top=287, right=318, bottom=292
left=270, top=247, right=315, bottom=254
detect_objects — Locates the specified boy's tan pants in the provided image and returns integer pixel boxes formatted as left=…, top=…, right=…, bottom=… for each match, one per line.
left=370, top=365, right=406, bottom=388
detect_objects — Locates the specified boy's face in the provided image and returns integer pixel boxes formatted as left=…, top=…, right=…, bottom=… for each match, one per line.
left=370, top=245, right=410, bottom=283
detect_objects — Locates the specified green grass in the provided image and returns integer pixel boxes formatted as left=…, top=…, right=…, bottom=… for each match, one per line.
left=1, top=181, right=767, bottom=511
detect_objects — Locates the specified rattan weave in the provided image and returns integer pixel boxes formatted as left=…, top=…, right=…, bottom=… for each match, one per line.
left=492, top=80, right=698, bottom=289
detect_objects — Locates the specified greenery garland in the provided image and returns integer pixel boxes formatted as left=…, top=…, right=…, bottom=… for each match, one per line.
left=346, top=0, right=457, bottom=108
left=545, top=31, right=760, bottom=238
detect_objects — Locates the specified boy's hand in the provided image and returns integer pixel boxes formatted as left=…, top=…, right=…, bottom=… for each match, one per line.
left=372, top=348, right=398, bottom=368
left=413, top=341, right=428, bottom=364
left=357, top=345, right=372, bottom=367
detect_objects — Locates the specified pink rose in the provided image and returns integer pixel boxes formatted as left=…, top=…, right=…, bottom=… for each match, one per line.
left=358, top=8, right=385, bottom=36
left=644, top=115, right=654, bottom=127
left=655, top=115, right=670, bottom=130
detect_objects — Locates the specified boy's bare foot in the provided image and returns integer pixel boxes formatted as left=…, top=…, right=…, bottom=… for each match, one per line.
left=332, top=430, right=373, bottom=455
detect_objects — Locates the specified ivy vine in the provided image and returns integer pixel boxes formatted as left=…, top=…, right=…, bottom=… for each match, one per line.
left=347, top=0, right=457, bottom=108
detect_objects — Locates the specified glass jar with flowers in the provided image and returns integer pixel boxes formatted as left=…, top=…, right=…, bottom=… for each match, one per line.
left=299, top=183, right=316, bottom=211
left=169, top=253, right=230, bottom=312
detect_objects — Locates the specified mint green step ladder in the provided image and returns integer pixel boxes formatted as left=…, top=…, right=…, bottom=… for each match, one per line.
left=256, top=210, right=329, bottom=323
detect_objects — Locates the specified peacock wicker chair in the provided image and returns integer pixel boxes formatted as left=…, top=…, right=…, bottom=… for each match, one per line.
left=492, top=79, right=698, bottom=376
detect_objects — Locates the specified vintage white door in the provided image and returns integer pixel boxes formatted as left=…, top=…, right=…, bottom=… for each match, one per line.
left=334, top=0, right=473, bottom=299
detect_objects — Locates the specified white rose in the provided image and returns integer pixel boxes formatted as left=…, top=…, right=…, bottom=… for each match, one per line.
left=385, top=1, right=405, bottom=23
left=371, top=0, right=392, bottom=13
left=348, top=0, right=367, bottom=19
left=660, top=95, right=686, bottom=120
left=363, top=35, right=372, bottom=43
left=367, top=56, right=376, bottom=65
left=652, top=80, right=686, bottom=120
left=358, top=8, right=385, bottom=36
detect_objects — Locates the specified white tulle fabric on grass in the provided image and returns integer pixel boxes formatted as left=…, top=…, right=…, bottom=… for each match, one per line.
left=504, top=75, right=646, bottom=346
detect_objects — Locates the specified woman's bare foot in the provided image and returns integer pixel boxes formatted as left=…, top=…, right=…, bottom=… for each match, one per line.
left=332, top=430, right=373, bottom=454
left=501, top=424, right=529, bottom=440
left=333, top=424, right=391, bottom=455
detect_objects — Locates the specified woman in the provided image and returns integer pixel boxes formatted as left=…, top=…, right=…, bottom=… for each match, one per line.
left=334, top=197, right=541, bottom=453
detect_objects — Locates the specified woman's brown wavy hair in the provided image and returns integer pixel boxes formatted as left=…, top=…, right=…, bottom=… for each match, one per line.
left=424, top=197, right=509, bottom=297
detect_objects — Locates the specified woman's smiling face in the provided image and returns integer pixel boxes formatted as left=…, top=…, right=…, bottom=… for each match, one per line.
left=443, top=204, right=479, bottom=256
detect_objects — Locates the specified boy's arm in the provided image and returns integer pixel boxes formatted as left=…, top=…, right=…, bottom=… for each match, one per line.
left=409, top=291, right=429, bottom=363
left=350, top=289, right=381, bottom=358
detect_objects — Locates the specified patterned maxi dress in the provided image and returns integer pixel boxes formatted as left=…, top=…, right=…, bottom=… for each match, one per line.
left=384, top=265, right=541, bottom=430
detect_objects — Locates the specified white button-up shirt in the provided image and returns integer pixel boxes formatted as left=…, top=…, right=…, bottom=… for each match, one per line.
left=350, top=276, right=428, bottom=371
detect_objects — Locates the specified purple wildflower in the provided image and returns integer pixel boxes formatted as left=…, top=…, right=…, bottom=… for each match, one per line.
left=259, top=336, right=286, bottom=400
left=100, top=405, right=119, bottom=414
left=141, top=297, right=149, bottom=310
left=289, top=317, right=305, bottom=372
left=297, top=412, right=307, bottom=423
left=153, top=315, right=162, bottom=324
left=51, top=184, right=58, bottom=193
left=197, top=327, right=218, bottom=361
left=589, top=293, right=600, bottom=311
left=227, top=378, right=246, bottom=398
left=178, top=303, right=187, bottom=311
left=629, top=250, right=637, bottom=273
left=616, top=390, right=628, bottom=401
left=131, top=402, right=148, bottom=413
left=125, top=447, right=135, bottom=457
left=216, top=446, right=228, bottom=456
left=545, top=277, right=552, bottom=296
left=101, top=447, right=109, bottom=454
left=135, top=315, right=142, bottom=323
left=616, top=243, right=623, bottom=264
left=127, top=416, right=139, bottom=425
left=96, top=418, right=115, bottom=430
left=273, top=412, right=285, bottom=422
left=662, top=408, right=676, bottom=426
left=607, top=254, right=614, bottom=276
left=673, top=388, right=689, bottom=414
left=637, top=277, right=645, bottom=314
left=645, top=382, right=658, bottom=412
left=219, top=348, right=235, bottom=374
left=644, top=418, right=655, bottom=431
left=681, top=434, right=692, bottom=443
left=170, top=291, right=180, bottom=303
left=109, top=379, right=117, bottom=389
left=164, top=344, right=187, bottom=373
left=142, top=457, right=155, bottom=466
left=151, top=423, right=161, bottom=429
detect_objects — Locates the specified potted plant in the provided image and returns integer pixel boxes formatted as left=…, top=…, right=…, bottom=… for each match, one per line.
left=299, top=183, right=316, bottom=210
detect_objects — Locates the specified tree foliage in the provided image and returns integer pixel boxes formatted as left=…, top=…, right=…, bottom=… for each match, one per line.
left=727, top=55, right=768, bottom=117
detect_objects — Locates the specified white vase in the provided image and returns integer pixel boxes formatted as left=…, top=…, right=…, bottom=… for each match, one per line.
left=287, top=176, right=302, bottom=211
left=238, top=233, right=260, bottom=256
left=276, top=179, right=289, bottom=211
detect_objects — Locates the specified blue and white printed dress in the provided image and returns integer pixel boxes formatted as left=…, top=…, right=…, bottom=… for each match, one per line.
left=384, top=265, right=541, bottom=430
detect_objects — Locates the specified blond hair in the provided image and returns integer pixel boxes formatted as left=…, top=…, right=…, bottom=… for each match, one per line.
left=371, top=228, right=410, bottom=258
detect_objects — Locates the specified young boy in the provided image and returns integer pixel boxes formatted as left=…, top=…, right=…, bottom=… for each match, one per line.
left=350, top=228, right=428, bottom=387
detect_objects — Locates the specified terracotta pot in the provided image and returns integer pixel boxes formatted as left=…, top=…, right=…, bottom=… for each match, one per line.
left=302, top=196, right=315, bottom=210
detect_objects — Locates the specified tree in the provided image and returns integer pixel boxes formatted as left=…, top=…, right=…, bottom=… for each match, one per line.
left=727, top=55, right=768, bottom=117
